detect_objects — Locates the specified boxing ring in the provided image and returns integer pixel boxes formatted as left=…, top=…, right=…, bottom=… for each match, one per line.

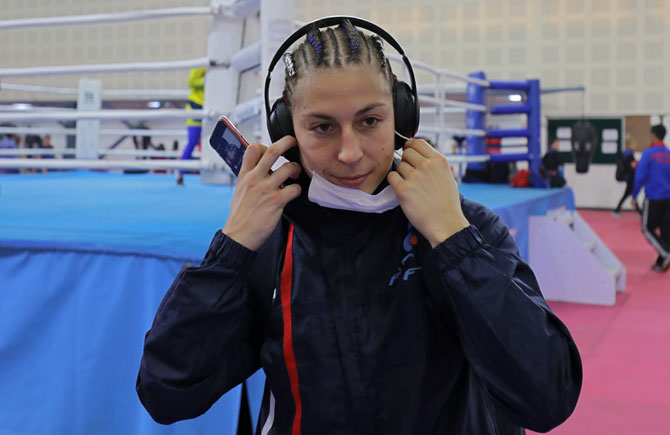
left=0, top=2, right=577, bottom=434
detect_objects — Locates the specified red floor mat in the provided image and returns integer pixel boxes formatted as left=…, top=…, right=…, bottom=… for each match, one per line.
left=529, top=209, right=670, bottom=434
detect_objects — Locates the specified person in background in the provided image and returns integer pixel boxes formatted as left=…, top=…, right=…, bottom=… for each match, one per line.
left=137, top=18, right=582, bottom=434
left=151, top=143, right=167, bottom=174
left=176, top=67, right=206, bottom=185
left=0, top=124, right=21, bottom=175
left=612, top=138, right=639, bottom=217
left=452, top=135, right=466, bottom=154
left=40, top=135, right=54, bottom=157
left=23, top=134, right=46, bottom=174
left=131, top=127, right=152, bottom=158
left=541, top=139, right=566, bottom=188
left=632, top=124, right=670, bottom=272
left=35, top=135, right=55, bottom=173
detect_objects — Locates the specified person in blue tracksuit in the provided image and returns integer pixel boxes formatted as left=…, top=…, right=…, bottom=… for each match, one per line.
left=613, top=141, right=639, bottom=216
left=632, top=124, right=670, bottom=272
left=137, top=18, right=582, bottom=434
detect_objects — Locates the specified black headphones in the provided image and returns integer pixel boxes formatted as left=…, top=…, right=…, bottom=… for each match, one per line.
left=264, top=16, right=420, bottom=155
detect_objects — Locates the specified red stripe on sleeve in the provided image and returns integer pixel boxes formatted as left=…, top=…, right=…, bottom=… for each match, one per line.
left=281, top=224, right=302, bottom=435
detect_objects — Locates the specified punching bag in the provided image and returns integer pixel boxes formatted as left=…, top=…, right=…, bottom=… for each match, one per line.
left=571, top=122, right=596, bottom=173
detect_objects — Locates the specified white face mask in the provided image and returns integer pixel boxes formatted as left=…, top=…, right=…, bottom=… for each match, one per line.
left=307, top=171, right=399, bottom=214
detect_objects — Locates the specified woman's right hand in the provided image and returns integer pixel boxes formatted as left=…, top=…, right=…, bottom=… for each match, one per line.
left=222, top=136, right=302, bottom=251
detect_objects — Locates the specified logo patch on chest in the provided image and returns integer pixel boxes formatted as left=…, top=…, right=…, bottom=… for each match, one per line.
left=388, top=224, right=422, bottom=286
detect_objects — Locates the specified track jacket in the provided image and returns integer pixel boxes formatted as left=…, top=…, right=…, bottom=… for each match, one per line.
left=187, top=67, right=206, bottom=107
left=137, top=185, right=582, bottom=434
left=633, top=142, right=670, bottom=200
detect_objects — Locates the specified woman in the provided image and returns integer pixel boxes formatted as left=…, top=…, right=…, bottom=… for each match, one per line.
left=137, top=18, right=581, bottom=434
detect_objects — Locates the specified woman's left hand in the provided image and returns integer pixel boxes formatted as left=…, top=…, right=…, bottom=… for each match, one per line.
left=388, top=139, right=469, bottom=248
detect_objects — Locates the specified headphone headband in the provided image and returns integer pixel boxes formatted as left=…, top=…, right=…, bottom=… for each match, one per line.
left=263, top=16, right=418, bottom=118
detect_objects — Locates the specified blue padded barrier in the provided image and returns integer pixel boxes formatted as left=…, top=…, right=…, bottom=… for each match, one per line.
left=0, top=241, right=241, bottom=435
left=488, top=80, right=530, bottom=91
left=489, top=104, right=531, bottom=115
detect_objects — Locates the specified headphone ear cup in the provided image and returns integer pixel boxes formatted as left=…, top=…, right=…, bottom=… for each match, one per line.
left=268, top=98, right=295, bottom=143
left=393, top=81, right=419, bottom=150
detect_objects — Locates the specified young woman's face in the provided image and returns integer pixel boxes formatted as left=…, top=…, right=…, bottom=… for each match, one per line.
left=290, top=64, right=395, bottom=194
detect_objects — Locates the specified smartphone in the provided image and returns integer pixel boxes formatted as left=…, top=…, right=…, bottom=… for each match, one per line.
left=209, top=116, right=302, bottom=176
left=209, top=116, right=249, bottom=176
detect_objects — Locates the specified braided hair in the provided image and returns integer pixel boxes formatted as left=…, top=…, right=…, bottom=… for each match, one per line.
left=282, top=19, right=394, bottom=106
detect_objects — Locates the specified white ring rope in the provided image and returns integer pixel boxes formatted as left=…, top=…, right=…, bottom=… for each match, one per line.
left=0, top=126, right=188, bottom=137
left=0, top=109, right=212, bottom=123
left=0, top=104, right=74, bottom=113
left=420, top=107, right=468, bottom=115
left=0, top=82, right=189, bottom=98
left=231, top=96, right=262, bottom=123
left=231, top=41, right=261, bottom=72
left=95, top=128, right=188, bottom=137
left=419, top=126, right=487, bottom=137
left=0, top=149, right=200, bottom=158
left=0, top=154, right=488, bottom=171
left=443, top=154, right=490, bottom=163
left=0, top=149, right=74, bottom=157
left=0, top=158, right=204, bottom=171
left=98, top=149, right=200, bottom=158
left=102, top=89, right=190, bottom=98
left=0, top=6, right=227, bottom=31
left=387, top=54, right=490, bottom=87
left=418, top=83, right=467, bottom=93
left=419, top=95, right=487, bottom=112
left=0, top=57, right=213, bottom=78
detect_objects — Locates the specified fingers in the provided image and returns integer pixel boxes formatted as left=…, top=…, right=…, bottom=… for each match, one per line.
left=404, top=138, right=436, bottom=158
left=399, top=147, right=424, bottom=169
left=256, top=136, right=298, bottom=174
left=277, top=183, right=302, bottom=204
left=396, top=144, right=433, bottom=178
left=271, top=161, right=302, bottom=187
left=239, top=135, right=299, bottom=179
left=395, top=160, right=415, bottom=179
left=239, top=142, right=265, bottom=176
left=394, top=139, right=454, bottom=184
left=387, top=170, right=403, bottom=187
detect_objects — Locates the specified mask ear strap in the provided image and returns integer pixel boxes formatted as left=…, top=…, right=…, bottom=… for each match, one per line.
left=395, top=131, right=410, bottom=142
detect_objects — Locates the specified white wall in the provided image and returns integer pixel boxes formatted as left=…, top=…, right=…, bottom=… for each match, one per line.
left=3, top=0, right=669, bottom=113
left=564, top=163, right=638, bottom=210
left=295, top=0, right=670, bottom=117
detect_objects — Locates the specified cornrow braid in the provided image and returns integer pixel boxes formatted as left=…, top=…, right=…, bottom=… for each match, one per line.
left=283, top=52, right=296, bottom=79
left=297, top=44, right=309, bottom=68
left=307, top=28, right=325, bottom=65
left=325, top=28, right=341, bottom=66
left=360, top=33, right=372, bottom=64
left=339, top=20, right=360, bottom=61
left=283, top=45, right=310, bottom=104
left=370, top=35, right=387, bottom=69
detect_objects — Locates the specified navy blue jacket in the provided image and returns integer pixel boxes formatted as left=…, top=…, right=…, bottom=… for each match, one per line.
left=633, top=142, right=670, bottom=200
left=137, top=189, right=582, bottom=434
